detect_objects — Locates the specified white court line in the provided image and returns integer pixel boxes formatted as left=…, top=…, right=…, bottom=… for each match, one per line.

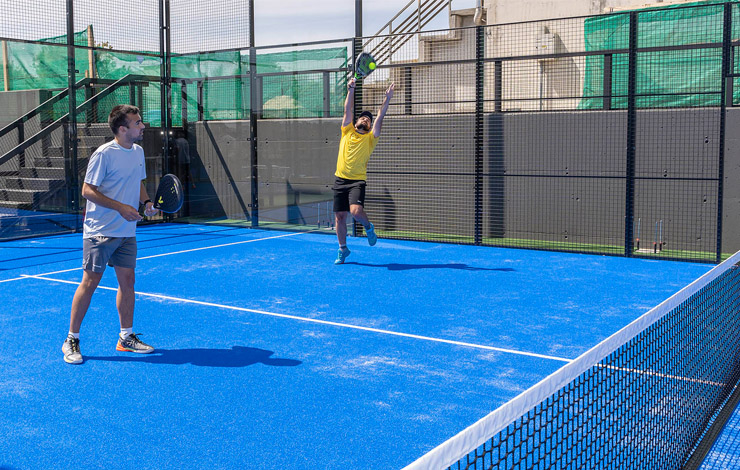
left=21, top=273, right=573, bottom=363
left=136, top=230, right=308, bottom=260
left=599, top=364, right=725, bottom=387
left=2, top=230, right=311, bottom=282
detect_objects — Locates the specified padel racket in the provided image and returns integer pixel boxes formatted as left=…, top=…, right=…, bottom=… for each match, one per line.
left=354, top=52, right=377, bottom=79
left=153, top=173, right=184, bottom=213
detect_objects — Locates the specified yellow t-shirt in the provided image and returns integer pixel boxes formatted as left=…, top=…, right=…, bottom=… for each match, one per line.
left=335, top=124, right=379, bottom=180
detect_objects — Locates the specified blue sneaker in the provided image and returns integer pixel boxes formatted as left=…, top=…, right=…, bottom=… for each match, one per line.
left=334, top=247, right=351, bottom=265
left=366, top=223, right=377, bottom=246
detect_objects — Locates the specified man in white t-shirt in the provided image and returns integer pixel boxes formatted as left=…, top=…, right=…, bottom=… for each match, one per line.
left=62, top=105, right=159, bottom=364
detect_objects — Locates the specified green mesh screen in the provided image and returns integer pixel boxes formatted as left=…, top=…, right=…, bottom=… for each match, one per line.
left=252, top=48, right=349, bottom=118
left=2, top=27, right=347, bottom=123
left=580, top=1, right=738, bottom=109
left=171, top=51, right=246, bottom=121
left=2, top=30, right=88, bottom=91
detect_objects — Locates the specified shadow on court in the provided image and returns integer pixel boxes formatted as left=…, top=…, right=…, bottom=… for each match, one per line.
left=85, top=346, right=302, bottom=368
left=344, top=262, right=515, bottom=272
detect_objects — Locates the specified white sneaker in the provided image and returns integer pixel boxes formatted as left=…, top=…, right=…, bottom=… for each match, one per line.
left=62, top=335, right=83, bottom=364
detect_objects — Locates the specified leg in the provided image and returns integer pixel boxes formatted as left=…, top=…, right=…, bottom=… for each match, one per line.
left=346, top=181, right=376, bottom=246
left=335, top=211, right=349, bottom=246
left=350, top=204, right=377, bottom=246
left=114, top=266, right=136, bottom=329
left=113, top=265, right=154, bottom=354
left=69, top=269, right=104, bottom=334
left=349, top=204, right=370, bottom=227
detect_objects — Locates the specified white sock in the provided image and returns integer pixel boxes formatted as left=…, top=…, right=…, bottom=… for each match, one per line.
left=339, top=244, right=348, bottom=251
left=68, top=331, right=79, bottom=339
left=120, top=327, right=133, bottom=339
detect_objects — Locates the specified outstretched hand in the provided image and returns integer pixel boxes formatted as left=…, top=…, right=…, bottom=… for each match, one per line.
left=385, top=82, right=395, bottom=100
left=348, top=78, right=356, bottom=90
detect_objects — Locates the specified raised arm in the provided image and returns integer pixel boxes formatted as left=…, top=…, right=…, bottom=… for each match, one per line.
left=372, top=82, right=395, bottom=138
left=342, top=78, right=356, bottom=128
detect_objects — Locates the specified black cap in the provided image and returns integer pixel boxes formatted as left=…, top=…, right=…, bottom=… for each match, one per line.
left=357, top=110, right=373, bottom=122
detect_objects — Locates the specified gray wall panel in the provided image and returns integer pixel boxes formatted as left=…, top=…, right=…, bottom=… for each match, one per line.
left=192, top=106, right=740, bottom=254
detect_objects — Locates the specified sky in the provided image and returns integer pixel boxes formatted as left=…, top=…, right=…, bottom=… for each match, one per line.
left=0, top=0, right=478, bottom=52
left=253, top=0, right=476, bottom=46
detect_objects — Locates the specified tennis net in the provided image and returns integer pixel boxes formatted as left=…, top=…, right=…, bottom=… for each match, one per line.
left=404, top=251, right=740, bottom=470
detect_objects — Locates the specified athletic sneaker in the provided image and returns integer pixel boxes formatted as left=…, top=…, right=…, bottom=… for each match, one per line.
left=334, top=247, right=351, bottom=265
left=366, top=223, right=377, bottom=246
left=116, top=333, right=155, bottom=354
left=62, top=335, right=83, bottom=364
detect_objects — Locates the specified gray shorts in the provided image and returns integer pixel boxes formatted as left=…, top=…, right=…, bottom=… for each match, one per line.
left=82, top=236, right=137, bottom=272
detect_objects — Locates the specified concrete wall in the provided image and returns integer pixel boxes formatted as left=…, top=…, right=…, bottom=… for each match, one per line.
left=192, top=119, right=341, bottom=224
left=191, top=107, right=739, bottom=254
left=484, top=0, right=690, bottom=24
left=495, top=108, right=724, bottom=253
left=0, top=89, right=52, bottom=173
left=723, top=108, right=740, bottom=253
left=0, top=89, right=46, bottom=128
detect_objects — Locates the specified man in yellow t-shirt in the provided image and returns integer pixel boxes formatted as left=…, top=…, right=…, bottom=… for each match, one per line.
left=333, top=77, right=395, bottom=265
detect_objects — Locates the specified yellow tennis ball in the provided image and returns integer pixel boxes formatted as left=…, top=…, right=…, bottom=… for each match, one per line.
left=369, top=62, right=376, bottom=70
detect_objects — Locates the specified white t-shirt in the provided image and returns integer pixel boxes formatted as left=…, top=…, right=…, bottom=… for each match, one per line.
left=83, top=140, right=146, bottom=238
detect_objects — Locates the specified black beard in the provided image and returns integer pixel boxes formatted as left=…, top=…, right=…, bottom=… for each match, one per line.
left=356, top=122, right=369, bottom=132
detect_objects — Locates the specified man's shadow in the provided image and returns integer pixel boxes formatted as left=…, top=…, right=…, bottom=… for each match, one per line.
left=85, top=346, right=302, bottom=368
left=344, top=262, right=515, bottom=272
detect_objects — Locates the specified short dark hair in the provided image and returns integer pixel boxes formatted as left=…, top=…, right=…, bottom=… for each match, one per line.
left=108, top=104, right=141, bottom=135
left=356, top=110, right=373, bottom=122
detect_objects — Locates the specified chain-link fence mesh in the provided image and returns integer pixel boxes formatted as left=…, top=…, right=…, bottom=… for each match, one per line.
left=0, top=1, right=737, bottom=262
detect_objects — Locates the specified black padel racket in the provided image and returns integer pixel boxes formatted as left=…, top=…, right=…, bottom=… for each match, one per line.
left=154, top=174, right=184, bottom=213
left=354, top=52, right=377, bottom=79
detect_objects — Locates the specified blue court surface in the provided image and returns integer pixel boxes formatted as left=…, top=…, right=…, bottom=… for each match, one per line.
left=701, top=404, right=740, bottom=470
left=0, top=224, right=713, bottom=469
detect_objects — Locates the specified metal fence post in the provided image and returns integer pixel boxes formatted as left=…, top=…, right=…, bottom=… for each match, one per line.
left=475, top=26, right=484, bottom=246
left=625, top=12, right=637, bottom=256
left=603, top=53, right=613, bottom=110
left=249, top=0, right=258, bottom=227
left=404, top=66, right=412, bottom=115
left=66, top=0, right=79, bottom=216
left=494, top=60, right=502, bottom=112
left=717, top=2, right=732, bottom=262
left=160, top=0, right=171, bottom=176
left=181, top=80, right=188, bottom=131
left=352, top=35, right=362, bottom=238
left=323, top=71, right=331, bottom=118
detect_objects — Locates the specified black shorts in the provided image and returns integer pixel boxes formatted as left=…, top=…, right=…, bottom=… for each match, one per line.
left=332, top=177, right=366, bottom=212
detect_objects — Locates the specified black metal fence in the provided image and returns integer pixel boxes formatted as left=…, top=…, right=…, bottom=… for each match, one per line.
left=1, top=0, right=738, bottom=263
